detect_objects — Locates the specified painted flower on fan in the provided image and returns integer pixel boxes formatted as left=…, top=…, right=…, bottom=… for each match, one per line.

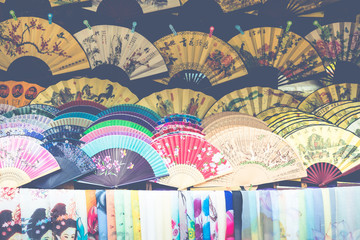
left=197, top=154, right=202, bottom=160
left=257, top=44, right=269, bottom=55
left=314, top=40, right=328, bottom=58
left=104, top=156, right=111, bottom=163
left=174, top=146, right=180, bottom=157
left=221, top=55, right=234, bottom=67
left=351, top=31, right=360, bottom=50
left=328, top=40, right=342, bottom=59
left=127, top=162, right=134, bottom=169
left=120, top=149, right=126, bottom=158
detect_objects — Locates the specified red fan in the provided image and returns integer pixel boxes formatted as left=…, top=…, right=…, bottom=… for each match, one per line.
left=57, top=100, right=107, bottom=111
left=304, top=162, right=342, bottom=185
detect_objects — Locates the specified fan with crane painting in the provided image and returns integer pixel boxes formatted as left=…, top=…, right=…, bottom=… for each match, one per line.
left=0, top=17, right=89, bottom=75
left=0, top=81, right=44, bottom=108
left=154, top=31, right=248, bottom=87
left=74, top=25, right=168, bottom=80
left=137, top=88, right=216, bottom=119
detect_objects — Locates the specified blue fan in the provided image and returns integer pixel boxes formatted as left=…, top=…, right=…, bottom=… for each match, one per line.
left=28, top=104, right=60, bottom=115
left=42, top=125, right=86, bottom=138
left=0, top=127, right=45, bottom=140
left=97, top=104, right=161, bottom=122
left=158, top=114, right=202, bottom=125
left=2, top=106, right=55, bottom=119
left=54, top=112, right=99, bottom=122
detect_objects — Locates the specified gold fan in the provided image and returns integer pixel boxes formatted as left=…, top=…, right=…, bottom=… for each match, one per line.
left=136, top=88, right=216, bottom=119
left=0, top=81, right=44, bottom=108
left=30, top=77, right=138, bottom=108
left=49, top=0, right=91, bottom=7
left=154, top=31, right=247, bottom=86
left=0, top=17, right=90, bottom=75
left=317, top=102, right=360, bottom=125
left=204, top=86, right=300, bottom=118
left=74, top=25, right=168, bottom=80
left=256, top=106, right=303, bottom=120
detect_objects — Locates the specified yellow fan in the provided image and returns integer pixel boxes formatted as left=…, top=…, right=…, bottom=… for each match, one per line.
left=0, top=81, right=44, bottom=108
left=204, top=86, right=300, bottom=118
left=318, top=102, right=360, bottom=124
left=256, top=106, right=303, bottom=120
left=136, top=88, right=216, bottom=118
left=74, top=25, right=168, bottom=80
left=312, top=100, right=353, bottom=117
left=31, top=78, right=138, bottom=108
left=213, top=0, right=264, bottom=13
left=298, top=83, right=360, bottom=113
left=49, top=0, right=90, bottom=7
left=154, top=31, right=248, bottom=86
left=228, top=27, right=325, bottom=89
left=0, top=17, right=90, bottom=75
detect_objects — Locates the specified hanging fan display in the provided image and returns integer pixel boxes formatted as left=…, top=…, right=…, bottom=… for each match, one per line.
left=154, top=31, right=247, bottom=86
left=74, top=25, right=168, bottom=80
left=285, top=125, right=360, bottom=185
left=0, top=17, right=89, bottom=75
left=196, top=126, right=306, bottom=188
left=151, top=133, right=233, bottom=189
left=305, top=22, right=360, bottom=82
left=49, top=0, right=91, bottom=7
left=0, top=104, right=16, bottom=114
left=0, top=81, right=44, bottom=108
left=136, top=88, right=216, bottom=118
left=297, top=83, right=360, bottom=113
left=228, top=27, right=325, bottom=91
left=97, top=104, right=161, bottom=122
left=204, top=86, right=300, bottom=118
left=49, top=117, right=94, bottom=128
left=31, top=78, right=138, bottom=108
left=58, top=100, right=107, bottom=111
left=79, top=135, right=168, bottom=187
left=0, top=136, right=60, bottom=187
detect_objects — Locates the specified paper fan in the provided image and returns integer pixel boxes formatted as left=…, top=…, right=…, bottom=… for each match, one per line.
left=151, top=133, right=232, bottom=189
left=28, top=104, right=60, bottom=115
left=158, top=114, right=202, bottom=125
left=155, top=121, right=203, bottom=133
left=31, top=78, right=138, bottom=108
left=74, top=25, right=168, bottom=80
left=42, top=125, right=85, bottom=137
left=54, top=112, right=99, bottom=122
left=0, top=81, right=44, bottom=107
left=136, top=0, right=181, bottom=13
left=136, top=88, right=216, bottom=118
left=2, top=115, right=53, bottom=126
left=0, top=136, right=60, bottom=187
left=213, top=0, right=264, bottom=13
left=49, top=117, right=94, bottom=128
left=285, top=125, right=360, bottom=185
left=56, top=105, right=104, bottom=116
left=97, top=104, right=161, bottom=122
left=79, top=135, right=168, bottom=187
left=42, top=131, right=84, bottom=143
left=228, top=27, right=325, bottom=88
left=316, top=101, right=360, bottom=124
left=0, top=127, right=45, bottom=140
left=0, top=17, right=89, bottom=75
left=298, top=83, right=360, bottom=112
left=196, top=126, right=306, bottom=187
left=0, top=120, right=51, bottom=133
left=205, top=86, right=300, bottom=118
left=49, top=0, right=91, bottom=7
left=154, top=31, right=247, bottom=86
left=3, top=106, right=55, bottom=119
left=0, top=104, right=16, bottom=114
left=152, top=126, right=204, bottom=139
left=57, top=100, right=107, bottom=111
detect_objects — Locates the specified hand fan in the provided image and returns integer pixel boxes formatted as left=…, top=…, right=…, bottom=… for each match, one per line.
left=30, top=78, right=138, bottom=108
left=74, top=25, right=168, bottom=80
left=228, top=27, right=325, bottom=88
left=346, top=118, right=360, bottom=137
left=196, top=126, right=307, bottom=187
left=80, top=125, right=150, bottom=143
left=151, top=133, right=233, bottom=189
left=158, top=113, right=202, bottom=125
left=3, top=115, right=53, bottom=126
left=49, top=117, right=94, bottom=128
left=81, top=129, right=151, bottom=145
left=0, top=136, right=60, bottom=187
left=0, top=121, right=50, bottom=133
left=156, top=121, right=203, bottom=131
left=84, top=119, right=154, bottom=137
left=305, top=22, right=360, bottom=82
left=317, top=102, right=360, bottom=124
left=79, top=135, right=168, bottom=187
left=152, top=129, right=206, bottom=141
left=335, top=109, right=360, bottom=129
left=97, top=104, right=161, bottom=122
left=154, top=31, right=247, bottom=86
left=0, top=127, right=45, bottom=140
left=152, top=127, right=204, bottom=139
left=57, top=100, right=107, bottom=111
left=49, top=0, right=91, bottom=7
left=213, top=0, right=264, bottom=13
left=54, top=112, right=99, bottom=122
left=0, top=188, right=23, bottom=239
left=25, top=104, right=60, bottom=115
left=136, top=0, right=181, bottom=14
left=297, top=83, right=360, bottom=112
left=42, top=131, right=84, bottom=142
left=24, top=141, right=96, bottom=189
left=0, top=17, right=89, bottom=75
left=285, top=125, right=360, bottom=185
left=56, top=105, right=105, bottom=116
left=0, top=81, right=44, bottom=107
left=2, top=106, right=55, bottom=119
left=262, top=110, right=327, bottom=127
left=0, top=104, right=16, bottom=114
left=42, top=125, right=86, bottom=138
left=204, top=86, right=300, bottom=118
left=137, top=88, right=216, bottom=119
left=312, top=100, right=354, bottom=117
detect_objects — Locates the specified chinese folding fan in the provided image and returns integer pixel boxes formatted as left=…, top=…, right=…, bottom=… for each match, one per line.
left=0, top=127, right=45, bottom=140
left=49, top=117, right=94, bottom=128
left=0, top=104, right=16, bottom=114
left=0, top=120, right=51, bottom=133
left=56, top=105, right=104, bottom=116
left=79, top=135, right=168, bottom=187
left=25, top=141, right=96, bottom=189
left=23, top=104, right=60, bottom=115
left=204, top=86, right=300, bottom=118
left=54, top=112, right=99, bottom=122
left=2, top=115, right=53, bottom=126
left=154, top=121, right=204, bottom=136
left=0, top=17, right=89, bottom=75
left=31, top=78, right=138, bottom=108
left=58, top=100, right=107, bottom=111
left=212, top=0, right=264, bottom=13
left=49, top=0, right=91, bottom=7
left=158, top=114, right=202, bottom=125
left=196, top=126, right=307, bottom=188
left=314, top=101, right=360, bottom=125
left=297, top=83, right=360, bottom=113
left=3, top=106, right=55, bottom=119
left=305, top=22, right=360, bottom=81
left=136, top=88, right=216, bottom=118
left=228, top=27, right=325, bottom=90
left=74, top=25, right=168, bottom=80
left=0, top=136, right=60, bottom=187
left=154, top=31, right=247, bottom=86
left=0, top=81, right=44, bottom=107
left=42, top=125, right=86, bottom=142
left=151, top=133, right=232, bottom=189
left=97, top=104, right=161, bottom=122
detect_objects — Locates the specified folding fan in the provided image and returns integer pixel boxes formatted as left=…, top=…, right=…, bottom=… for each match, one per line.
left=25, top=141, right=96, bottom=189
left=74, top=25, right=168, bottom=80
left=152, top=127, right=204, bottom=139
left=204, top=86, right=300, bottom=118
left=297, top=83, right=360, bottom=113
left=285, top=125, right=360, bottom=185
left=49, top=0, right=91, bottom=7
left=0, top=81, right=44, bottom=107
left=0, top=104, right=16, bottom=114
left=158, top=114, right=202, bottom=125
left=56, top=105, right=105, bottom=116
left=136, top=88, right=216, bottom=118
left=42, top=125, right=86, bottom=138
left=154, top=31, right=247, bottom=86
left=58, top=100, right=107, bottom=111
left=196, top=126, right=307, bottom=188
left=79, top=135, right=168, bottom=187
left=3, top=106, right=55, bottom=119
left=3, top=115, right=53, bottom=126
left=42, top=131, right=84, bottom=143
left=346, top=119, right=360, bottom=137
left=0, top=121, right=51, bottom=133
left=49, top=117, right=94, bottom=128
left=0, top=127, right=45, bottom=140
left=97, top=104, right=161, bottom=122
left=26, top=104, right=60, bottom=115
left=0, top=136, right=60, bottom=187
left=228, top=27, right=325, bottom=88
left=151, top=133, right=233, bottom=189
left=31, top=78, right=138, bottom=108
left=305, top=22, right=360, bottom=82
left=213, top=0, right=264, bottom=13
left=155, top=121, right=203, bottom=134
left=335, top=110, right=360, bottom=129
left=0, top=17, right=89, bottom=75
left=317, top=102, right=360, bottom=125
left=54, top=112, right=99, bottom=122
